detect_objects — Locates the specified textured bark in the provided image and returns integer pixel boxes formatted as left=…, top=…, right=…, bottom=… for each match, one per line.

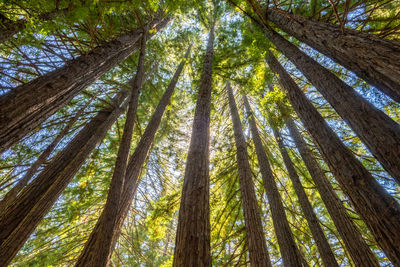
left=265, top=8, right=400, bottom=102
left=243, top=96, right=303, bottom=266
left=75, top=34, right=147, bottom=267
left=0, top=97, right=92, bottom=212
left=267, top=53, right=400, bottom=265
left=75, top=42, right=190, bottom=267
left=173, top=24, right=215, bottom=267
left=227, top=84, right=272, bottom=267
left=0, top=17, right=169, bottom=153
left=262, top=28, right=400, bottom=185
left=272, top=127, right=338, bottom=267
left=0, top=91, right=129, bottom=266
left=285, top=118, right=379, bottom=266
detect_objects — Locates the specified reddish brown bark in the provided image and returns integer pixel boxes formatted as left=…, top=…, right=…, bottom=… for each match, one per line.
left=267, top=53, right=400, bottom=265
left=285, top=118, right=379, bottom=266
left=0, top=96, right=92, bottom=212
left=75, top=43, right=191, bottom=267
left=261, top=27, right=400, bottom=185
left=264, top=8, right=400, bottom=102
left=0, top=17, right=169, bottom=153
left=105, top=47, right=189, bottom=262
left=173, top=24, right=215, bottom=267
left=0, top=91, right=129, bottom=266
left=272, top=127, right=338, bottom=267
left=243, top=96, right=303, bottom=266
left=75, top=34, right=148, bottom=267
left=228, top=83, right=272, bottom=267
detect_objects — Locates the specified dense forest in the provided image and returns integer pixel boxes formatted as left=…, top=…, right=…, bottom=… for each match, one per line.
left=0, top=0, right=400, bottom=266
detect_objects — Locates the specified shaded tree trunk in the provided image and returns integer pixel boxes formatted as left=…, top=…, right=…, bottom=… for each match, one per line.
left=75, top=42, right=191, bottom=267
left=264, top=8, right=400, bottom=102
left=285, top=117, right=379, bottom=266
left=95, top=49, right=190, bottom=263
left=272, top=127, right=338, bottom=267
left=266, top=53, right=400, bottom=265
left=0, top=96, right=93, bottom=212
left=173, top=23, right=215, bottom=267
left=0, top=91, right=129, bottom=266
left=0, top=17, right=169, bottom=153
left=243, top=96, right=304, bottom=266
left=227, top=83, right=272, bottom=267
left=75, top=33, right=148, bottom=267
left=110, top=44, right=190, bottom=259
left=261, top=27, right=400, bottom=185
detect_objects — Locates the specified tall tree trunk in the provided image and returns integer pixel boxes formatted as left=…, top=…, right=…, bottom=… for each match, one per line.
left=0, top=17, right=169, bottom=153
left=261, top=27, right=400, bottom=185
left=272, top=126, right=338, bottom=267
left=0, top=96, right=93, bottom=212
left=75, top=33, right=148, bottom=267
left=263, top=8, right=400, bottom=102
left=266, top=53, right=400, bottom=265
left=75, top=43, right=191, bottom=267
left=173, top=23, right=215, bottom=267
left=285, top=117, right=379, bottom=266
left=227, top=83, right=272, bottom=267
left=0, top=91, right=129, bottom=266
left=243, top=96, right=304, bottom=266
left=111, top=44, right=190, bottom=259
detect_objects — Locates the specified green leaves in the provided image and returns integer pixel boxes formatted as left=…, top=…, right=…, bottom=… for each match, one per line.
left=73, top=7, right=90, bottom=21
left=148, top=0, right=159, bottom=12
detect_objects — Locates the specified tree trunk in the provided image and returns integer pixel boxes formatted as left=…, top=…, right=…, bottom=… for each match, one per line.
left=285, top=118, right=380, bottom=266
left=0, top=96, right=93, bottom=212
left=227, top=83, right=272, bottom=267
left=0, top=17, right=169, bottom=153
left=0, top=91, right=129, bottom=266
left=75, top=42, right=191, bottom=267
left=261, top=27, right=400, bottom=185
left=264, top=8, right=400, bottom=102
left=272, top=127, right=338, bottom=267
left=243, top=96, right=304, bottom=266
left=173, top=24, right=215, bottom=267
left=267, top=53, right=400, bottom=265
left=75, top=34, right=148, bottom=267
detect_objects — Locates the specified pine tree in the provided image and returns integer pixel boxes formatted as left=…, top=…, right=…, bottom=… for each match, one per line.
left=75, top=33, right=148, bottom=267
left=263, top=8, right=400, bottom=102
left=75, top=42, right=191, bottom=267
left=261, top=28, right=400, bottom=185
left=1, top=1, right=399, bottom=265
left=243, top=96, right=304, bottom=266
left=0, top=17, right=168, bottom=153
left=266, top=52, right=400, bottom=265
left=0, top=91, right=129, bottom=266
left=285, top=117, right=379, bottom=266
left=272, top=126, right=338, bottom=267
left=0, top=96, right=93, bottom=211
left=173, top=20, right=215, bottom=267
left=227, top=83, right=272, bottom=266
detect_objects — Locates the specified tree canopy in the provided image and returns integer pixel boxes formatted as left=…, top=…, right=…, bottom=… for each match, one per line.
left=1, top=0, right=400, bottom=266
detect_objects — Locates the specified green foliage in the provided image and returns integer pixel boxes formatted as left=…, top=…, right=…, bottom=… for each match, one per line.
left=145, top=191, right=180, bottom=241
left=1, top=0, right=399, bottom=266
